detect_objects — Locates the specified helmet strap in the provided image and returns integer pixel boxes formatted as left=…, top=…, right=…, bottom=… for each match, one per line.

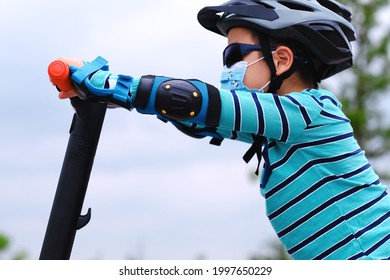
left=257, top=34, right=280, bottom=93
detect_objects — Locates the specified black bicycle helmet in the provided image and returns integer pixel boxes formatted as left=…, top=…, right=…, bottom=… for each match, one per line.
left=198, top=0, right=356, bottom=85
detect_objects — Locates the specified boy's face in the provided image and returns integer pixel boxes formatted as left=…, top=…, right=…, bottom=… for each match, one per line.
left=227, top=27, right=272, bottom=91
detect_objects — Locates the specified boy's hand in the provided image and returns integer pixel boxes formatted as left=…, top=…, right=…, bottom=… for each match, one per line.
left=50, top=58, right=84, bottom=99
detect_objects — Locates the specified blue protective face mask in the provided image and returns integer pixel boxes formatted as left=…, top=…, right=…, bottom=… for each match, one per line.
left=220, top=56, right=270, bottom=91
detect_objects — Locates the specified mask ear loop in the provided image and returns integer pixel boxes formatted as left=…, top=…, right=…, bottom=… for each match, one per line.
left=246, top=56, right=265, bottom=68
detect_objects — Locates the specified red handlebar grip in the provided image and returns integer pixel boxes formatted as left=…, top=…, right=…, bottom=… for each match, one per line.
left=48, top=60, right=73, bottom=91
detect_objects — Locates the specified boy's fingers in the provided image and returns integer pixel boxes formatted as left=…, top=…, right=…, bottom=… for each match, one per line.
left=58, top=91, right=67, bottom=99
left=58, top=90, right=77, bottom=99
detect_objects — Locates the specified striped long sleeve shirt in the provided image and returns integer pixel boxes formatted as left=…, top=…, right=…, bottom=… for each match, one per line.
left=212, top=87, right=390, bottom=259
left=89, top=71, right=390, bottom=259
left=166, top=84, right=390, bottom=260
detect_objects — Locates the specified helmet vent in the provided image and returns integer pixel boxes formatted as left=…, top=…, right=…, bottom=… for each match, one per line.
left=310, top=23, right=349, bottom=50
left=277, top=1, right=314, bottom=12
left=317, top=0, right=352, bottom=22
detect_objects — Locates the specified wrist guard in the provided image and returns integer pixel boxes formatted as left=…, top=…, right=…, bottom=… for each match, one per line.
left=71, top=56, right=134, bottom=110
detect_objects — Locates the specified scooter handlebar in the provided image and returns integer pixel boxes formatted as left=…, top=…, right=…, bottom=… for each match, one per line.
left=48, top=60, right=73, bottom=92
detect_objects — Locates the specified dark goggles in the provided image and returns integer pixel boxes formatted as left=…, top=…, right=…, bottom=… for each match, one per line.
left=223, top=43, right=264, bottom=68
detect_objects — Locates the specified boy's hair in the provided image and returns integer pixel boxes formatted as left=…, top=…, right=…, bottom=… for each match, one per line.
left=250, top=30, right=319, bottom=89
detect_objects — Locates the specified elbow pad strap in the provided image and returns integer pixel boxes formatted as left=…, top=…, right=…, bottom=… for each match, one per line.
left=133, top=75, right=155, bottom=110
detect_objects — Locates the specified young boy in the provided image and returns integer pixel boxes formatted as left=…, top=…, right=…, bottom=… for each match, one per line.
left=53, top=0, right=390, bottom=259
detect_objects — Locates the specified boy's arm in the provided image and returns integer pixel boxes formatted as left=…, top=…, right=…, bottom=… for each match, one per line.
left=58, top=57, right=219, bottom=123
left=62, top=57, right=321, bottom=144
left=58, top=57, right=228, bottom=140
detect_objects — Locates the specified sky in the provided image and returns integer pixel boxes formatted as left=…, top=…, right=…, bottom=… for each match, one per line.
left=0, top=0, right=278, bottom=260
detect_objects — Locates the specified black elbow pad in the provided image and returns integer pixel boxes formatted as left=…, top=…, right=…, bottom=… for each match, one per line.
left=155, top=79, right=202, bottom=120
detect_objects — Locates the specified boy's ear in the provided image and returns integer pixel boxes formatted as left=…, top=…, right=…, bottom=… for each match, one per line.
left=273, top=46, right=294, bottom=76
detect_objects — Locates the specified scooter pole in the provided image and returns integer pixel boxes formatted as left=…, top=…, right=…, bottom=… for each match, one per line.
left=40, top=61, right=107, bottom=259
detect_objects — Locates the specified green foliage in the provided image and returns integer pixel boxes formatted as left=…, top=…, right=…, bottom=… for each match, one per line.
left=0, top=232, right=27, bottom=260
left=248, top=241, right=291, bottom=260
left=0, top=233, right=9, bottom=251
